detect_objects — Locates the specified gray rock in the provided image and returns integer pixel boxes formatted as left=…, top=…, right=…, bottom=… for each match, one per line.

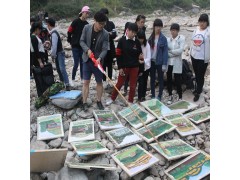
left=65, top=151, right=78, bottom=164
left=153, top=153, right=166, bottom=166
left=86, top=169, right=105, bottom=180
left=133, top=172, right=147, bottom=180
left=94, top=121, right=99, bottom=132
left=77, top=108, right=94, bottom=118
left=120, top=171, right=131, bottom=180
left=199, top=123, right=206, bottom=130
left=104, top=171, right=119, bottom=180
left=187, top=135, right=194, bottom=140
left=204, top=141, right=210, bottom=148
left=203, top=86, right=210, bottom=93
left=159, top=170, right=165, bottom=176
left=95, top=131, right=101, bottom=141
left=71, top=114, right=78, bottom=121
left=101, top=139, right=109, bottom=146
left=61, top=141, right=73, bottom=150
left=63, top=130, right=69, bottom=141
left=48, top=138, right=62, bottom=148
left=57, top=166, right=88, bottom=180
left=30, top=140, right=49, bottom=150
left=67, top=110, right=75, bottom=117
left=109, top=159, right=117, bottom=166
left=110, top=104, right=123, bottom=112
left=205, top=148, right=210, bottom=154
left=31, top=124, right=37, bottom=133
left=100, top=131, right=107, bottom=139
left=89, top=154, right=109, bottom=164
left=63, top=121, right=70, bottom=131
left=107, top=142, right=114, bottom=150
left=149, top=166, right=159, bottom=177
left=30, top=173, right=43, bottom=180
left=51, top=96, right=81, bottom=110
left=144, top=177, right=155, bottom=180
left=167, top=132, right=175, bottom=139
left=154, top=178, right=161, bottom=180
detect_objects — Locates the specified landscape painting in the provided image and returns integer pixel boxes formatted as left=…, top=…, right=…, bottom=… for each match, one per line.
left=165, top=151, right=210, bottom=180
left=105, top=127, right=142, bottom=148
left=67, top=162, right=120, bottom=171
left=167, top=100, right=198, bottom=114
left=71, top=140, right=109, bottom=156
left=140, top=99, right=172, bottom=118
left=111, top=144, right=159, bottom=177
left=118, top=104, right=156, bottom=129
left=150, top=139, right=197, bottom=160
left=185, top=107, right=210, bottom=124
left=163, top=113, right=183, bottom=121
left=68, top=119, right=95, bottom=142
left=166, top=116, right=202, bottom=137
left=135, top=119, right=176, bottom=143
left=93, top=110, right=123, bottom=130
left=37, top=114, right=64, bottom=141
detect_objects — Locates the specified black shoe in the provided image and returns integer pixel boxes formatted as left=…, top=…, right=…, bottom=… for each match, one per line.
left=192, top=89, right=197, bottom=95
left=97, top=101, right=104, bottom=110
left=193, top=94, right=200, bottom=102
left=65, top=85, right=71, bottom=91
left=82, top=103, right=88, bottom=111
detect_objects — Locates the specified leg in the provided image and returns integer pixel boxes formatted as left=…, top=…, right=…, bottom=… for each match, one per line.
left=79, top=48, right=84, bottom=80
left=142, top=69, right=150, bottom=99
left=107, top=52, right=113, bottom=80
left=102, top=58, right=107, bottom=81
left=71, top=48, right=80, bottom=80
left=174, top=73, right=182, bottom=99
left=82, top=80, right=90, bottom=103
left=150, top=61, right=156, bottom=98
left=55, top=54, right=64, bottom=82
left=138, top=74, right=144, bottom=100
left=157, top=65, right=164, bottom=99
left=128, top=67, right=139, bottom=103
left=197, top=62, right=208, bottom=94
left=92, top=61, right=104, bottom=102
left=96, top=83, right=103, bottom=101
left=124, top=76, right=129, bottom=92
left=57, top=51, right=70, bottom=86
left=167, top=65, right=173, bottom=96
left=82, top=61, right=92, bottom=103
left=191, top=56, right=199, bottom=91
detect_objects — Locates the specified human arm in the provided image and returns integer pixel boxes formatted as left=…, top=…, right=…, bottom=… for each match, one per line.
left=80, top=25, right=92, bottom=57
left=170, top=36, right=185, bottom=56
left=67, top=20, right=75, bottom=44
left=50, top=32, right=58, bottom=59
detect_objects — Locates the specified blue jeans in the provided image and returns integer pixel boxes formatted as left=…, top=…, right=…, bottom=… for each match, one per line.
left=55, top=51, right=69, bottom=85
left=150, top=61, right=164, bottom=99
left=72, top=48, right=83, bottom=80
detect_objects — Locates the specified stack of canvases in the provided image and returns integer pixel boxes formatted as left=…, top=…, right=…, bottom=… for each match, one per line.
left=33, top=99, right=210, bottom=179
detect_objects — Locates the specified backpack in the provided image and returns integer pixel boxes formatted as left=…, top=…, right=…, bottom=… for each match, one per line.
left=182, top=59, right=196, bottom=90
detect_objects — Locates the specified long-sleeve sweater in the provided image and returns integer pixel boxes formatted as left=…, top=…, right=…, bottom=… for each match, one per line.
left=30, top=34, right=45, bottom=66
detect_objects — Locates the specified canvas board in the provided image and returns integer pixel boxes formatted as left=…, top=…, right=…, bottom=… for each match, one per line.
left=49, top=90, right=81, bottom=99
left=67, top=162, right=120, bottom=171
left=30, top=148, right=68, bottom=172
left=105, top=127, right=142, bottom=148
left=37, top=114, right=64, bottom=141
left=167, top=100, right=198, bottom=114
left=93, top=110, right=123, bottom=130
left=118, top=104, right=156, bottom=129
left=166, top=116, right=202, bottom=137
left=165, top=151, right=210, bottom=180
left=184, top=107, right=210, bottom=124
left=163, top=113, right=183, bottom=121
left=68, top=119, right=95, bottom=142
left=150, top=139, right=198, bottom=160
left=140, top=99, right=172, bottom=118
left=134, top=119, right=176, bottom=143
left=71, top=140, right=109, bottom=156
left=111, top=144, right=159, bottom=177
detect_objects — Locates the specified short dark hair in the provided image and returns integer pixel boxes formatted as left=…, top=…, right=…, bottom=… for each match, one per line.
left=47, top=18, right=55, bottom=27
left=153, top=19, right=163, bottom=27
left=137, top=29, right=147, bottom=46
left=136, top=15, right=146, bottom=22
left=94, top=11, right=107, bottom=22
left=170, top=23, right=180, bottom=31
left=127, top=22, right=138, bottom=33
left=30, top=22, right=42, bottom=34
left=100, top=8, right=109, bottom=15
left=198, top=13, right=209, bottom=26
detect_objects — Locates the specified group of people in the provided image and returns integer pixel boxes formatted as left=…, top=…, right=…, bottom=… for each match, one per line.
left=30, top=5, right=210, bottom=111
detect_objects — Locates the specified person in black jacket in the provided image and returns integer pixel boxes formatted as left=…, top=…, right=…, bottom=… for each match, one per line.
left=67, top=6, right=90, bottom=84
left=100, top=8, right=117, bottom=89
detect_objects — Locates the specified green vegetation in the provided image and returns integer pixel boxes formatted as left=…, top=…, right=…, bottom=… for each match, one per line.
left=75, top=141, right=104, bottom=151
left=126, top=108, right=148, bottom=126
left=97, top=113, right=119, bottom=126
left=169, top=101, right=190, bottom=110
left=30, top=0, right=209, bottom=19
left=39, top=119, right=61, bottom=135
left=190, top=110, right=210, bottom=122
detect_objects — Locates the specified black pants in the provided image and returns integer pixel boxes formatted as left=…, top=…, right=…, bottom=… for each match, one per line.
left=103, top=51, right=113, bottom=81
left=191, top=56, right=208, bottom=94
left=167, top=65, right=182, bottom=98
left=138, top=69, right=150, bottom=100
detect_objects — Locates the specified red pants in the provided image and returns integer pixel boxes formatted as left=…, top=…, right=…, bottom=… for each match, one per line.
left=111, top=67, right=139, bottom=103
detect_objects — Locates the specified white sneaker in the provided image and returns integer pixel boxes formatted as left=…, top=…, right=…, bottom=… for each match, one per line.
left=167, top=95, right=173, bottom=105
left=106, top=98, right=113, bottom=105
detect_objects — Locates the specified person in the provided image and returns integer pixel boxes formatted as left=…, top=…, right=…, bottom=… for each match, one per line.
left=148, top=19, right=168, bottom=101
left=30, top=22, right=46, bottom=96
left=166, top=23, right=185, bottom=105
left=80, top=11, right=109, bottom=110
left=47, top=18, right=70, bottom=91
left=39, top=27, right=50, bottom=63
left=100, top=8, right=117, bottom=89
left=190, top=13, right=210, bottom=102
left=106, top=23, right=143, bottom=105
left=137, top=30, right=151, bottom=102
left=30, top=17, right=36, bottom=79
left=67, top=6, right=90, bottom=85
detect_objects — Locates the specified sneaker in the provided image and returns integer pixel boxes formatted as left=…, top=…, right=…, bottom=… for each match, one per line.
left=97, top=101, right=104, bottom=110
left=106, top=98, right=113, bottom=105
left=82, top=103, right=88, bottom=111
left=167, top=95, right=173, bottom=105
left=157, top=96, right=161, bottom=101
left=65, top=85, right=71, bottom=91
left=193, top=94, right=200, bottom=102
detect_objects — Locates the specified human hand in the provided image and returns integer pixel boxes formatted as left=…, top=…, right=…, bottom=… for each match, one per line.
left=139, top=53, right=144, bottom=60
left=139, top=59, right=144, bottom=64
left=39, top=62, right=44, bottom=68
left=119, top=69, right=125, bottom=76
left=87, top=49, right=92, bottom=57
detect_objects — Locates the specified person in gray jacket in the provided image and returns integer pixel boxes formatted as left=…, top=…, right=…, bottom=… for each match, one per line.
left=80, top=11, right=109, bottom=110
left=167, top=23, right=185, bottom=105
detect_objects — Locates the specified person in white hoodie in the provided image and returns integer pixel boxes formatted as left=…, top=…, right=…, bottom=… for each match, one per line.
left=190, top=13, right=210, bottom=102
left=166, top=23, right=185, bottom=105
left=137, top=30, right=151, bottom=102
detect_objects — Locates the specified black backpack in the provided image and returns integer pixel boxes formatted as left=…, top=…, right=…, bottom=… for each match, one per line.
left=182, top=59, right=196, bottom=90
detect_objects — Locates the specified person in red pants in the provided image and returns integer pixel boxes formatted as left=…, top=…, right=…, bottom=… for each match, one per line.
left=106, top=23, right=143, bottom=105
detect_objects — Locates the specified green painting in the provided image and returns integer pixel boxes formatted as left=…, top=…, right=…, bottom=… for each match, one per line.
left=168, top=100, right=198, bottom=114
left=164, top=113, right=182, bottom=121
left=137, top=120, right=175, bottom=143
left=150, top=139, right=197, bottom=160
left=39, top=119, right=62, bottom=135
left=166, top=151, right=210, bottom=180
left=189, top=110, right=210, bottom=123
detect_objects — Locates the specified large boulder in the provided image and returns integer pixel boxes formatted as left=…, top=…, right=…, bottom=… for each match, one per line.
left=51, top=96, right=81, bottom=110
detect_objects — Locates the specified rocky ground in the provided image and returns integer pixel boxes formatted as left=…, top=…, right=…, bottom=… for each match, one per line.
left=30, top=9, right=210, bottom=180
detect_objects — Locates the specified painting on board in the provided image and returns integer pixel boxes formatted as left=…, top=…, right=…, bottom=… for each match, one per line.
left=184, top=107, right=210, bottom=124
left=167, top=100, right=198, bottom=114
left=118, top=104, right=156, bottom=129
left=111, top=144, right=159, bottom=177
left=93, top=110, right=123, bottom=130
left=150, top=139, right=197, bottom=160
left=105, top=127, right=142, bottom=148
left=140, top=99, right=172, bottom=118
left=71, top=140, right=109, bottom=156
left=165, top=151, right=210, bottom=180
left=37, top=114, right=64, bottom=141
left=68, top=119, right=95, bottom=142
